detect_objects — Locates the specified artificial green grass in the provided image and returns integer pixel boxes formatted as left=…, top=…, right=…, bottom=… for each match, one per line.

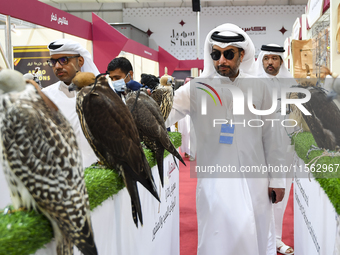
left=85, top=167, right=125, bottom=211
left=292, top=132, right=340, bottom=215
left=0, top=132, right=182, bottom=255
left=0, top=207, right=53, bottom=255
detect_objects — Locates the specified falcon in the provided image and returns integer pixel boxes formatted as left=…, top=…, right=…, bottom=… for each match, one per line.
left=69, top=72, right=160, bottom=227
left=125, top=89, right=185, bottom=186
left=151, top=69, right=174, bottom=121
left=288, top=78, right=318, bottom=133
left=0, top=68, right=97, bottom=255
left=290, top=85, right=340, bottom=151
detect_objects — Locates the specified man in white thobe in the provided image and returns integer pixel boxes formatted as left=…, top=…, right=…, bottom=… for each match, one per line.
left=42, top=39, right=99, bottom=168
left=166, top=23, right=286, bottom=255
left=177, top=77, right=197, bottom=161
left=255, top=44, right=295, bottom=255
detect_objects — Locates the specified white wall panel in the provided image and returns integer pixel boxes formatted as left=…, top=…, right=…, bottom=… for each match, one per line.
left=124, top=5, right=305, bottom=60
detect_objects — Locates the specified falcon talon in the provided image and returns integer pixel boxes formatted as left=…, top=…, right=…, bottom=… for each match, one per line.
left=306, top=145, right=322, bottom=158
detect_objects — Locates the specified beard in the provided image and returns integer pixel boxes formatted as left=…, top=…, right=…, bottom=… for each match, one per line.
left=265, top=65, right=280, bottom=75
left=215, top=55, right=241, bottom=78
left=216, top=65, right=238, bottom=77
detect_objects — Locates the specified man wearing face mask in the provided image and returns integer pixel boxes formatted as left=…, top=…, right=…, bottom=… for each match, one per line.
left=107, top=57, right=142, bottom=97
left=42, top=39, right=99, bottom=168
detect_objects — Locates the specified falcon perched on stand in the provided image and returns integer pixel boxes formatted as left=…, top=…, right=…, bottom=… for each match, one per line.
left=0, top=68, right=97, bottom=255
left=150, top=67, right=174, bottom=121
left=69, top=72, right=160, bottom=227
left=125, top=89, right=185, bottom=186
left=289, top=84, right=340, bottom=151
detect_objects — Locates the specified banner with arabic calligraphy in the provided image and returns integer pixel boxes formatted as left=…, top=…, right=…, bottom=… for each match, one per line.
left=123, top=6, right=305, bottom=60
left=13, top=46, right=59, bottom=88
left=241, top=26, right=266, bottom=35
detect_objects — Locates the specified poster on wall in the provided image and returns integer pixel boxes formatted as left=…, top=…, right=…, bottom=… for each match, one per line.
left=13, top=45, right=58, bottom=88
left=307, top=0, right=324, bottom=28
left=292, top=18, right=301, bottom=40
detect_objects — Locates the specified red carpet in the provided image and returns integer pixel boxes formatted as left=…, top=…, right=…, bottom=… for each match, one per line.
left=278, top=183, right=294, bottom=254
left=178, top=151, right=294, bottom=255
left=179, top=151, right=197, bottom=255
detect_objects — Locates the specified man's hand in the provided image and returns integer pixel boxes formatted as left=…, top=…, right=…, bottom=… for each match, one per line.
left=268, top=187, right=285, bottom=203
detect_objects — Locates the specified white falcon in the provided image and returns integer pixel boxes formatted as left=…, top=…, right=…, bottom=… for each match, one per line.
left=0, top=68, right=97, bottom=255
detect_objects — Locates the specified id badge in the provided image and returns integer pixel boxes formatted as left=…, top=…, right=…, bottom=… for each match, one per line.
left=221, top=123, right=234, bottom=134
left=219, top=123, right=234, bottom=144
left=219, top=135, right=233, bottom=144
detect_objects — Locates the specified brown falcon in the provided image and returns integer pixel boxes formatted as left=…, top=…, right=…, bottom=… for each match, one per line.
left=0, top=69, right=97, bottom=255
left=69, top=72, right=160, bottom=227
left=290, top=85, right=340, bottom=151
left=151, top=68, right=174, bottom=121
left=125, top=89, right=185, bottom=187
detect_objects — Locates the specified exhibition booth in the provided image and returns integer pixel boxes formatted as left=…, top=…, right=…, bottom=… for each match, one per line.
left=288, top=0, right=340, bottom=253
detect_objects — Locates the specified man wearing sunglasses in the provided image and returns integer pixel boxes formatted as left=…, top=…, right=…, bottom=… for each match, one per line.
left=165, top=23, right=286, bottom=255
left=256, top=44, right=295, bottom=255
left=42, top=39, right=99, bottom=168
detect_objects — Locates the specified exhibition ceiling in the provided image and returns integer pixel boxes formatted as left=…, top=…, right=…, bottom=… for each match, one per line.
left=38, top=0, right=308, bottom=8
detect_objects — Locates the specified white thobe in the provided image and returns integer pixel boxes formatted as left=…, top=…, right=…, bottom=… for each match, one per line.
left=42, top=81, right=97, bottom=168
left=178, top=115, right=196, bottom=157
left=166, top=71, right=286, bottom=255
left=260, top=75, right=295, bottom=246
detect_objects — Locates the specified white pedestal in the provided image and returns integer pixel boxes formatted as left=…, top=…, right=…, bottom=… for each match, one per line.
left=0, top=154, right=180, bottom=255
left=294, top=154, right=338, bottom=255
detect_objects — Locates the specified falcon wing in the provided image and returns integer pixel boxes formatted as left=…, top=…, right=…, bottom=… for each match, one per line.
left=150, top=87, right=163, bottom=106
left=126, top=91, right=185, bottom=186
left=1, top=88, right=96, bottom=255
left=81, top=83, right=146, bottom=173
left=301, top=87, right=340, bottom=150
left=151, top=86, right=174, bottom=121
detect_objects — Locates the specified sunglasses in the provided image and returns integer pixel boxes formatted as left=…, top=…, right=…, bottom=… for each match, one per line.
left=210, top=49, right=238, bottom=61
left=47, top=55, right=80, bottom=67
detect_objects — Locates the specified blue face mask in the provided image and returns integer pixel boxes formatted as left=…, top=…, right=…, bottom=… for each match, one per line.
left=111, top=78, right=126, bottom=92
left=109, top=72, right=130, bottom=92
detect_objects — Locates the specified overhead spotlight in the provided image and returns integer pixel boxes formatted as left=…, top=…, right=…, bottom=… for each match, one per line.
left=11, top=24, right=21, bottom=36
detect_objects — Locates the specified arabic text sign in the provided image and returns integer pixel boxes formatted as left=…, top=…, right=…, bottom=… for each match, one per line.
left=13, top=46, right=59, bottom=88
left=51, top=13, right=69, bottom=26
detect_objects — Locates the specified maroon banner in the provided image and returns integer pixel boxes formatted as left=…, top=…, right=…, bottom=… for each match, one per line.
left=323, top=0, right=330, bottom=13
left=176, top=59, right=203, bottom=71
left=123, top=40, right=158, bottom=62
left=158, top=46, right=179, bottom=76
left=92, top=13, right=129, bottom=73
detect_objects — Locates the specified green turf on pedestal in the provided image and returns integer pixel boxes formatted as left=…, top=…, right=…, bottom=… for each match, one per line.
left=0, top=132, right=182, bottom=255
left=292, top=132, right=340, bottom=215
